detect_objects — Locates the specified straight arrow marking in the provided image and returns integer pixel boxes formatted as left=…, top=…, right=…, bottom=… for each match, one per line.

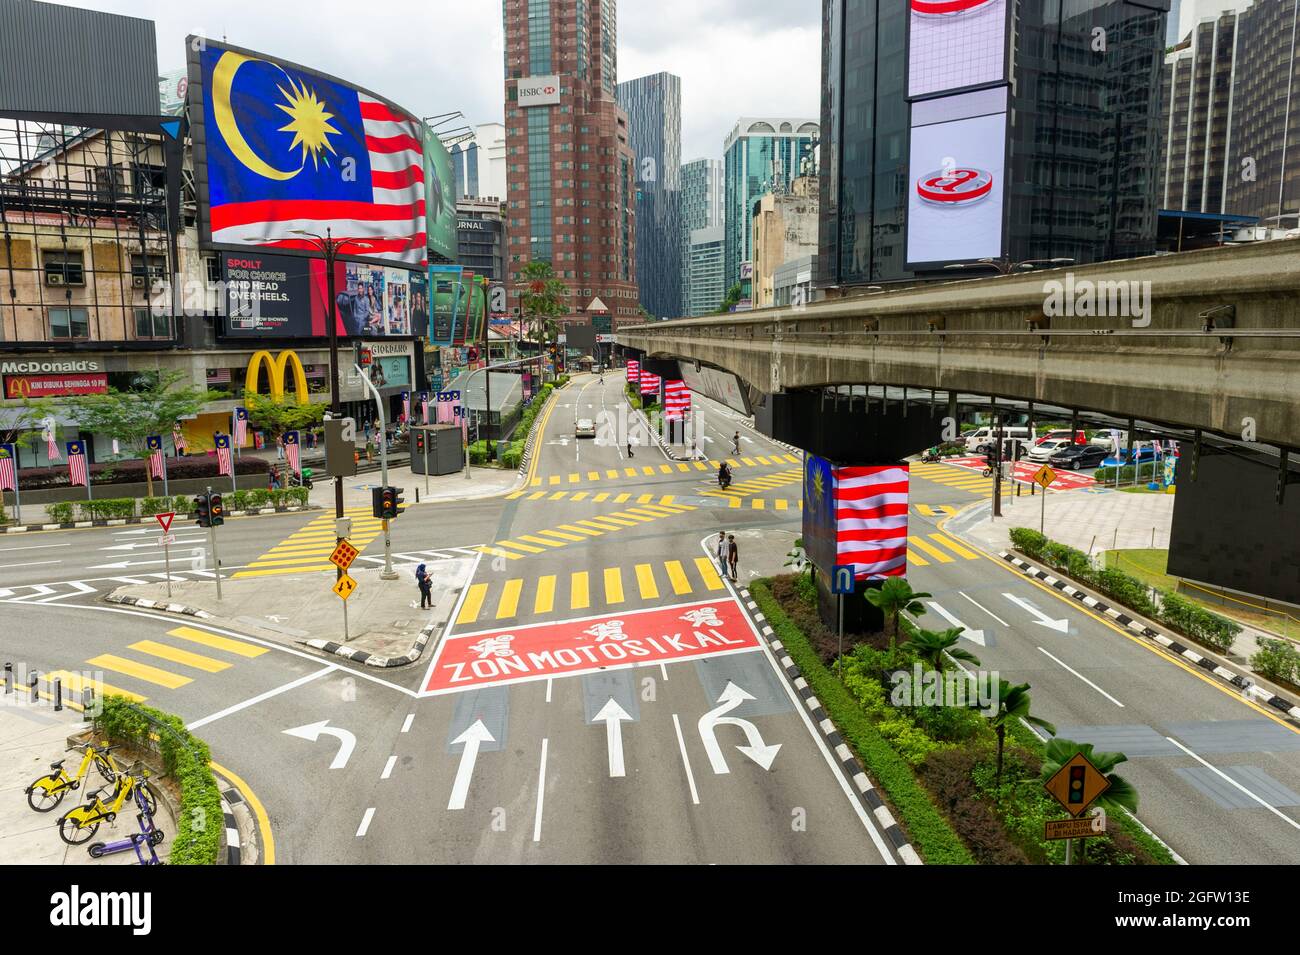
left=1003, top=593, right=1070, bottom=633
left=594, top=698, right=633, bottom=778
left=448, top=719, right=494, bottom=810
left=925, top=600, right=986, bottom=647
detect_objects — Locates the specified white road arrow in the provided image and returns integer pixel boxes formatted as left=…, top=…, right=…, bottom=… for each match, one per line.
left=101, top=538, right=204, bottom=552
left=1003, top=593, right=1070, bottom=633
left=925, top=601, right=986, bottom=647
left=447, top=719, right=494, bottom=810
left=594, top=698, right=633, bottom=777
left=282, top=720, right=356, bottom=770
left=86, top=558, right=179, bottom=570
left=697, top=682, right=781, bottom=774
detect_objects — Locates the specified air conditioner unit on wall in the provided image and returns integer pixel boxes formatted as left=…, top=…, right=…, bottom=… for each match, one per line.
left=46, top=273, right=64, bottom=286
left=132, top=276, right=146, bottom=288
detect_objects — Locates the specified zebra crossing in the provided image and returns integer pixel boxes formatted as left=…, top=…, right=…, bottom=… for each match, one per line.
left=904, top=531, right=982, bottom=567
left=454, top=556, right=728, bottom=626
left=528, top=453, right=803, bottom=488
left=701, top=468, right=803, bottom=500
left=0, top=570, right=219, bottom=604
left=473, top=499, right=698, bottom=561
left=909, top=461, right=1013, bottom=497
left=233, top=506, right=404, bottom=579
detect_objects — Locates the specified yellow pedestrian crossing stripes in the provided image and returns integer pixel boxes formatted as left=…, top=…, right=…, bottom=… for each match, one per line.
left=909, top=461, right=1013, bottom=497
left=529, top=453, right=801, bottom=488
left=58, top=626, right=267, bottom=704
left=475, top=501, right=697, bottom=560
left=234, top=506, right=395, bottom=578
left=904, top=532, right=982, bottom=567
left=703, top=468, right=803, bottom=500
left=506, top=488, right=801, bottom=511
left=914, top=504, right=959, bottom=517
left=455, top=558, right=728, bottom=625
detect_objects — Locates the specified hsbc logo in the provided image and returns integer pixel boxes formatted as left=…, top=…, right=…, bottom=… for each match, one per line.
left=518, top=74, right=561, bottom=107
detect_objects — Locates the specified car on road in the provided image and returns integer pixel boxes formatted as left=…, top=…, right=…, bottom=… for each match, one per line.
left=1027, top=438, right=1074, bottom=462
left=1047, top=443, right=1109, bottom=470
left=963, top=425, right=1030, bottom=452
left=974, top=436, right=1031, bottom=459
left=1034, top=428, right=1088, bottom=446
left=575, top=418, right=596, bottom=438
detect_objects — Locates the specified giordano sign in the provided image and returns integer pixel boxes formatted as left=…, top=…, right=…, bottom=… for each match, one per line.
left=245, top=350, right=309, bottom=404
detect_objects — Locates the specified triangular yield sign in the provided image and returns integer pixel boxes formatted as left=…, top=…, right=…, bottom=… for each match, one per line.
left=155, top=512, right=175, bottom=533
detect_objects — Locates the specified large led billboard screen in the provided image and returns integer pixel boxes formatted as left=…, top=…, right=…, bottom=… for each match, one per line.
left=423, top=125, right=458, bottom=263
left=187, top=38, right=427, bottom=267
left=905, top=88, right=1007, bottom=267
left=908, top=0, right=1008, bottom=100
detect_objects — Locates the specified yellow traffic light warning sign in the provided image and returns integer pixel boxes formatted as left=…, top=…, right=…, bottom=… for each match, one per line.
left=1032, top=464, right=1058, bottom=489
left=333, top=573, right=357, bottom=601
left=1044, top=752, right=1111, bottom=818
left=330, top=539, right=358, bottom=571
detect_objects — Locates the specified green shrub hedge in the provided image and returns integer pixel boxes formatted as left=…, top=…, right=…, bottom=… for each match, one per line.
left=47, top=501, right=74, bottom=523
left=1157, top=590, right=1240, bottom=652
left=93, top=696, right=223, bottom=865
left=1251, top=638, right=1300, bottom=686
left=1094, top=462, right=1161, bottom=484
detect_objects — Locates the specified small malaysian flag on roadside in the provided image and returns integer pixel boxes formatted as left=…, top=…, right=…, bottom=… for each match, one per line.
left=835, top=464, right=909, bottom=579
left=214, top=433, right=234, bottom=478
left=66, top=440, right=89, bottom=488
left=419, top=391, right=430, bottom=425
left=639, top=371, right=660, bottom=396
left=0, top=442, right=17, bottom=492
left=663, top=380, right=691, bottom=420
left=283, top=430, right=301, bottom=475
left=147, top=435, right=166, bottom=479
left=627, top=359, right=640, bottom=387
left=233, top=407, right=248, bottom=448
left=401, top=391, right=411, bottom=423
left=45, top=426, right=61, bottom=462
left=173, top=425, right=187, bottom=455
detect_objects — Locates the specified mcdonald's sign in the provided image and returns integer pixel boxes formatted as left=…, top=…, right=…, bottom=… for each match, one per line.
left=245, top=350, right=309, bottom=404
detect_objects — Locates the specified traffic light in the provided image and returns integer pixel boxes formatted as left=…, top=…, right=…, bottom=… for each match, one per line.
left=1068, top=764, right=1086, bottom=807
left=209, top=492, right=225, bottom=527
left=371, top=485, right=404, bottom=519
left=193, top=492, right=211, bottom=528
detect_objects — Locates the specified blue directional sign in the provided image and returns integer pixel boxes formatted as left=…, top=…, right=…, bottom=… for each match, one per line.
left=831, top=564, right=855, bottom=595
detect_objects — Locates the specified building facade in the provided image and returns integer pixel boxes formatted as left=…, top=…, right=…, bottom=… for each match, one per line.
left=752, top=176, right=819, bottom=308
left=682, top=157, right=724, bottom=232
left=502, top=0, right=640, bottom=324
left=818, top=0, right=1169, bottom=289
left=686, top=225, right=725, bottom=316
left=450, top=122, right=507, bottom=202
left=456, top=197, right=506, bottom=282
left=616, top=71, right=683, bottom=319
left=1159, top=0, right=1300, bottom=228
left=723, top=117, right=819, bottom=291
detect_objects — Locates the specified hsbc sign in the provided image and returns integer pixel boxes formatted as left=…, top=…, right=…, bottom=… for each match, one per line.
left=517, top=74, right=561, bottom=107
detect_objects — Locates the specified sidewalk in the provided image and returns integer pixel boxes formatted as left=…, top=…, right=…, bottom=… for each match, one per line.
left=106, top=557, right=474, bottom=665
left=0, top=701, right=176, bottom=865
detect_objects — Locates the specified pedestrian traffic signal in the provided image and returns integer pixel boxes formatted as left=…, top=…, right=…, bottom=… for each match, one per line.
left=193, top=492, right=211, bottom=528
left=209, top=492, right=225, bottom=527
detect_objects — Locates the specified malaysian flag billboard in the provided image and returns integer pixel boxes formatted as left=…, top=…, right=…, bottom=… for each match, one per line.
left=803, top=455, right=909, bottom=580
left=188, top=39, right=426, bottom=267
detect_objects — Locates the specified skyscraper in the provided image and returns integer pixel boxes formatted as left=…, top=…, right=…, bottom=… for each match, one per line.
left=617, top=71, right=682, bottom=319
left=682, top=157, right=723, bottom=231
left=502, top=0, right=639, bottom=323
left=681, top=158, right=724, bottom=315
left=723, top=118, right=819, bottom=292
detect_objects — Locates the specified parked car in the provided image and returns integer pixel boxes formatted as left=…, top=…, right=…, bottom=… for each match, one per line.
left=1048, top=443, right=1109, bottom=470
left=1027, top=438, right=1074, bottom=462
left=963, top=425, right=1031, bottom=452
left=1035, top=428, right=1088, bottom=446
left=575, top=418, right=596, bottom=438
left=1101, top=444, right=1174, bottom=468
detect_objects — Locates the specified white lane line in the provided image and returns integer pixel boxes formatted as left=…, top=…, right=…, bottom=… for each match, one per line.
left=532, top=738, right=549, bottom=843
left=960, top=590, right=1008, bottom=626
left=1036, top=647, right=1125, bottom=707
left=660, top=663, right=669, bottom=681
left=0, top=543, right=72, bottom=553
left=545, top=678, right=552, bottom=703
left=381, top=755, right=397, bottom=780
left=672, top=713, right=700, bottom=805
left=356, top=807, right=375, bottom=837
left=0, top=559, right=61, bottom=569
left=1165, top=736, right=1300, bottom=831
left=187, top=665, right=337, bottom=730
left=401, top=713, right=415, bottom=733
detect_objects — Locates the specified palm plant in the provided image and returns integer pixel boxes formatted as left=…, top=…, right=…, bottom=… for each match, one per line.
left=988, top=680, right=1056, bottom=789
left=906, top=626, right=981, bottom=670
left=864, top=577, right=931, bottom=649
left=518, top=261, right=567, bottom=379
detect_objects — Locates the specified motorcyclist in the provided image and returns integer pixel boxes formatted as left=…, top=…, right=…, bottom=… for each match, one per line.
left=718, top=461, right=732, bottom=488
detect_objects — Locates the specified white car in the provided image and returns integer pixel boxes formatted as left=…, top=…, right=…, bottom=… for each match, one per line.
left=575, top=418, right=596, bottom=438
left=1027, top=438, right=1073, bottom=462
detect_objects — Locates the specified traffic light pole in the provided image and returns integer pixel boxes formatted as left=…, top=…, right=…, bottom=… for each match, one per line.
left=206, top=485, right=223, bottom=601
left=355, top=363, right=396, bottom=580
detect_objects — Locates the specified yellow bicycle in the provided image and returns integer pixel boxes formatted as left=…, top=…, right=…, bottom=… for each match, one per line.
left=25, top=742, right=121, bottom=813
left=57, top=771, right=158, bottom=846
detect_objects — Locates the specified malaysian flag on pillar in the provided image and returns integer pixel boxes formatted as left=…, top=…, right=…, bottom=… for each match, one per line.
left=627, top=359, right=640, bottom=387
left=639, top=371, right=660, bottom=396
left=283, top=430, right=301, bottom=475
left=663, top=380, right=690, bottom=420
left=146, top=435, right=166, bottom=479
left=419, top=391, right=430, bottom=425
left=66, top=440, right=89, bottom=487
left=214, top=433, right=234, bottom=477
left=0, top=442, right=17, bottom=492
left=233, top=407, right=248, bottom=448
left=835, top=465, right=910, bottom=579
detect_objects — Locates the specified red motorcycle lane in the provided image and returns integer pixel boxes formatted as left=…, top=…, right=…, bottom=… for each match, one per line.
left=422, top=597, right=762, bottom=695
left=943, top=457, right=1096, bottom=490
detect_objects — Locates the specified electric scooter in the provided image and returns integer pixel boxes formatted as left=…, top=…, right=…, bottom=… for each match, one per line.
left=87, top=772, right=164, bottom=864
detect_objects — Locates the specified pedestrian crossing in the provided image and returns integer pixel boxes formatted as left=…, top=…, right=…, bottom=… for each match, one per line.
left=474, top=500, right=698, bottom=561
left=39, top=624, right=268, bottom=707
left=914, top=504, right=959, bottom=517
left=454, top=556, right=728, bottom=626
left=506, top=488, right=805, bottom=512
left=702, top=469, right=803, bottom=500
left=904, top=532, right=982, bottom=567
left=909, top=461, right=1013, bottom=497
left=233, top=506, right=393, bottom=579
left=528, top=453, right=802, bottom=488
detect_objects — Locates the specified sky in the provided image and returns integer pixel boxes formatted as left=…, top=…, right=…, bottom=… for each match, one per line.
left=51, top=0, right=821, bottom=161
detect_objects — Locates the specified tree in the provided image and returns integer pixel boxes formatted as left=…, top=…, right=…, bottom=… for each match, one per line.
left=518, top=261, right=568, bottom=379
left=59, top=371, right=220, bottom=497
left=906, top=626, right=981, bottom=670
left=1039, top=737, right=1138, bottom=817
left=715, top=283, right=742, bottom=314
left=864, top=577, right=931, bottom=649
left=988, top=680, right=1056, bottom=789
left=243, top=392, right=325, bottom=448
left=0, top=398, right=57, bottom=454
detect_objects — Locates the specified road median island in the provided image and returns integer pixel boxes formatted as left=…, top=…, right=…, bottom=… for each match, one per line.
left=751, top=575, right=1173, bottom=865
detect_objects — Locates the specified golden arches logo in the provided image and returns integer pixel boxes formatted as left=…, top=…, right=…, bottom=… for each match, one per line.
left=246, top=350, right=309, bottom=404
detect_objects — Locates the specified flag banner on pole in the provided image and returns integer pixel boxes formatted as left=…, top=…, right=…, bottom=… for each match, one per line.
left=146, top=435, right=166, bottom=479
left=284, top=430, right=301, bottom=475
left=401, top=390, right=411, bottom=423
left=420, top=391, right=430, bottom=425
left=663, top=379, right=690, bottom=420
left=639, top=372, right=660, bottom=396
left=233, top=407, right=248, bottom=447
left=835, top=465, right=909, bottom=579
left=45, top=429, right=61, bottom=462
left=66, top=441, right=89, bottom=488
left=214, top=433, right=234, bottom=477
left=0, top=442, right=16, bottom=492
left=173, top=425, right=187, bottom=454
left=627, top=359, right=640, bottom=387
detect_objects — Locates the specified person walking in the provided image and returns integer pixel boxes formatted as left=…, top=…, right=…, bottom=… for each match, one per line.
left=269, top=465, right=281, bottom=491
left=627, top=433, right=635, bottom=458
left=726, top=534, right=739, bottom=581
left=416, top=563, right=433, bottom=609
left=732, top=431, right=741, bottom=455
left=714, top=531, right=727, bottom=571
